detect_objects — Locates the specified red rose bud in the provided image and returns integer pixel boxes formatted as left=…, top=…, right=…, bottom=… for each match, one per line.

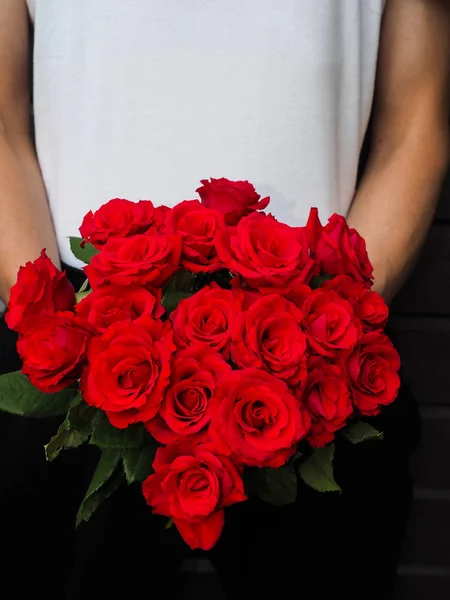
left=230, top=293, right=308, bottom=386
left=145, top=345, right=231, bottom=444
left=6, top=250, right=75, bottom=334
left=166, top=200, right=225, bottom=273
left=171, top=283, right=243, bottom=356
left=142, top=441, right=247, bottom=550
left=196, top=177, right=269, bottom=226
left=315, top=214, right=374, bottom=285
left=18, top=310, right=87, bottom=393
left=75, top=285, right=164, bottom=334
left=84, top=233, right=181, bottom=289
left=210, top=369, right=309, bottom=468
left=81, top=316, right=176, bottom=428
left=347, top=331, right=401, bottom=417
left=300, top=357, right=353, bottom=448
left=215, top=212, right=316, bottom=293
left=79, top=198, right=166, bottom=248
left=303, top=288, right=361, bottom=357
left=305, top=207, right=323, bottom=256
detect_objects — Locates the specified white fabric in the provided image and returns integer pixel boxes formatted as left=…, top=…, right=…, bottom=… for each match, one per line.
left=27, top=0, right=386, bottom=268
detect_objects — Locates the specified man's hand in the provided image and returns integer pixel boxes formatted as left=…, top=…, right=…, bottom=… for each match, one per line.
left=347, top=0, right=450, bottom=302
left=0, top=0, right=59, bottom=304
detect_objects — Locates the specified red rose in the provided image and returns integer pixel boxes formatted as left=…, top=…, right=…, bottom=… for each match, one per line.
left=210, top=369, right=309, bottom=468
left=6, top=250, right=75, bottom=334
left=197, top=177, right=270, bottom=226
left=282, top=284, right=313, bottom=310
left=167, top=200, right=224, bottom=273
left=145, top=345, right=231, bottom=444
left=84, top=233, right=181, bottom=289
left=18, top=311, right=87, bottom=393
left=79, top=198, right=165, bottom=248
left=323, top=276, right=389, bottom=331
left=303, top=288, right=361, bottom=357
left=315, top=214, right=373, bottom=285
left=142, top=441, right=246, bottom=550
left=215, top=212, right=316, bottom=292
left=230, top=294, right=307, bottom=385
left=322, top=274, right=367, bottom=302
left=81, top=316, right=175, bottom=428
left=75, top=285, right=164, bottom=334
left=152, top=205, right=172, bottom=233
left=171, top=284, right=242, bottom=355
left=230, top=276, right=263, bottom=309
left=300, top=357, right=352, bottom=448
left=355, top=291, right=389, bottom=331
left=347, top=331, right=401, bottom=416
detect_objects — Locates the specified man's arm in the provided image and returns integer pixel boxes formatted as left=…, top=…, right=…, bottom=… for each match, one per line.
left=347, top=0, right=450, bottom=301
left=0, top=0, right=59, bottom=304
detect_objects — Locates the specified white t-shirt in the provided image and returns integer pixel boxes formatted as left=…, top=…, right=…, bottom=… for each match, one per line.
left=27, top=0, right=386, bottom=268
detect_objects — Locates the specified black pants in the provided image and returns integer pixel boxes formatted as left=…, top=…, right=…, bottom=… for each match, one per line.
left=0, top=268, right=420, bottom=599
left=64, top=383, right=419, bottom=600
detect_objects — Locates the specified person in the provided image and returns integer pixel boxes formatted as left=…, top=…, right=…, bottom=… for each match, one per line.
left=0, top=1, right=448, bottom=598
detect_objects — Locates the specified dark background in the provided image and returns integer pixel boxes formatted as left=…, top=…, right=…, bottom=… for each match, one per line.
left=391, top=170, right=450, bottom=599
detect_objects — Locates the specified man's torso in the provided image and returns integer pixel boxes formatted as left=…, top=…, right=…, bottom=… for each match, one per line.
left=27, top=0, right=386, bottom=267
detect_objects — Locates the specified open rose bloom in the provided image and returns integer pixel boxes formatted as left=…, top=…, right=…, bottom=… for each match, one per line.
left=1, top=179, right=400, bottom=550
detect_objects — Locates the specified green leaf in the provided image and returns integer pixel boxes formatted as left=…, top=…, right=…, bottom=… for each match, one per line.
left=161, top=291, right=193, bottom=314
left=75, top=290, right=92, bottom=304
left=164, top=269, right=196, bottom=293
left=69, top=237, right=99, bottom=264
left=90, top=412, right=148, bottom=450
left=122, top=443, right=157, bottom=485
left=288, top=451, right=303, bottom=465
left=77, top=278, right=90, bottom=294
left=298, top=444, right=341, bottom=493
left=252, top=465, right=298, bottom=506
left=45, top=395, right=98, bottom=461
left=192, top=269, right=233, bottom=292
left=0, top=371, right=77, bottom=418
left=165, top=518, right=174, bottom=530
left=309, top=274, right=334, bottom=289
left=340, top=422, right=384, bottom=444
left=76, top=449, right=123, bottom=527
left=161, top=268, right=196, bottom=313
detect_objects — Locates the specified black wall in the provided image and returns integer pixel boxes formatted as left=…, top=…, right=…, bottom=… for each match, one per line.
left=392, top=171, right=450, bottom=599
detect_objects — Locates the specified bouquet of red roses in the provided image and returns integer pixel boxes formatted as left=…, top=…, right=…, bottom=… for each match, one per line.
left=0, top=178, right=399, bottom=550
